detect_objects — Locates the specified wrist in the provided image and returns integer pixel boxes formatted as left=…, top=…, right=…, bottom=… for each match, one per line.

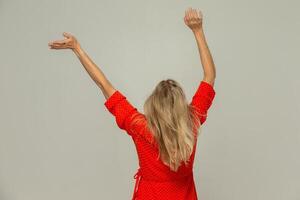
left=73, top=44, right=83, bottom=55
left=192, top=28, right=203, bottom=35
left=72, top=44, right=81, bottom=52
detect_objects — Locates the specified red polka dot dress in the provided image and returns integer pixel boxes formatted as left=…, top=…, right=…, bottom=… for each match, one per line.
left=104, top=81, right=216, bottom=200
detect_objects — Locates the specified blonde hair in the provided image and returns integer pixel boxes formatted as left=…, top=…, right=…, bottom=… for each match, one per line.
left=142, top=79, right=202, bottom=172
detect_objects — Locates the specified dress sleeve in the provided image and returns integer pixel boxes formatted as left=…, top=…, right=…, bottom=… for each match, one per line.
left=104, top=90, right=146, bottom=137
left=190, top=81, right=216, bottom=125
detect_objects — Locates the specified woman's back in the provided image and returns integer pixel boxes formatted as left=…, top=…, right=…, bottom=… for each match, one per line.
left=104, top=80, right=216, bottom=199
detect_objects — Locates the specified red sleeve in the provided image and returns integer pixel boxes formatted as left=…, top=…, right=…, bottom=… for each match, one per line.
left=190, top=81, right=216, bottom=125
left=104, top=90, right=146, bottom=137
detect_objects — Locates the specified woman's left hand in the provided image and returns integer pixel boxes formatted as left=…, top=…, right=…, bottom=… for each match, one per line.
left=48, top=32, right=80, bottom=50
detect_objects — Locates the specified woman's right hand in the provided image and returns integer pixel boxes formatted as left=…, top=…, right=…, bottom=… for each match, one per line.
left=184, top=8, right=203, bottom=32
left=48, top=32, right=80, bottom=51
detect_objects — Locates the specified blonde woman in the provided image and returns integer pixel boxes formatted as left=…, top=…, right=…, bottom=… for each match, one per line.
left=48, top=7, right=216, bottom=200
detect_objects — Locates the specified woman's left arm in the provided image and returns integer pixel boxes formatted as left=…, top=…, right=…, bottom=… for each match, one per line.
left=48, top=32, right=116, bottom=99
left=49, top=32, right=147, bottom=137
left=73, top=43, right=117, bottom=99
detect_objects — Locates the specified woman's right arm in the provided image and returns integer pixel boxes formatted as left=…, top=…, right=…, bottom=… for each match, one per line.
left=184, top=8, right=216, bottom=86
left=193, top=28, right=216, bottom=86
left=184, top=8, right=217, bottom=125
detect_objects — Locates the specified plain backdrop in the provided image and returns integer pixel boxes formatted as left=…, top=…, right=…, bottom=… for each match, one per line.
left=0, top=0, right=299, bottom=199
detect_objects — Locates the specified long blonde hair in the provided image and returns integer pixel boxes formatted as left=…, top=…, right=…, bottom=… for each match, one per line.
left=142, top=79, right=202, bottom=172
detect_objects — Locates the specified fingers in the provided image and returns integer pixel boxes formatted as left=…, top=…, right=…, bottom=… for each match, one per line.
left=191, top=8, right=197, bottom=19
left=185, top=7, right=201, bottom=20
left=198, top=10, right=203, bottom=19
left=48, top=32, right=71, bottom=45
left=49, top=38, right=70, bottom=46
left=191, top=8, right=196, bottom=18
left=49, top=42, right=64, bottom=47
left=63, top=32, right=72, bottom=38
left=49, top=43, right=70, bottom=49
left=48, top=41, right=69, bottom=49
left=49, top=45, right=63, bottom=49
left=194, top=9, right=198, bottom=18
left=49, top=44, right=62, bottom=49
left=49, top=40, right=66, bottom=45
left=185, top=8, right=194, bottom=20
left=188, top=8, right=192, bottom=19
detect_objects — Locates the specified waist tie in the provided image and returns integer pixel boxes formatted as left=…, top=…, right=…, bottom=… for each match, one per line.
left=132, top=167, right=142, bottom=200
left=132, top=167, right=193, bottom=200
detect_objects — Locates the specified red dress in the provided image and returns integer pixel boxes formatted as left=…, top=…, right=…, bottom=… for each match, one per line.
left=104, top=81, right=216, bottom=200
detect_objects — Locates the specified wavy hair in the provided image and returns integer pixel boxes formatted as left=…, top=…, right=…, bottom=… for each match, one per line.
left=142, top=79, right=202, bottom=172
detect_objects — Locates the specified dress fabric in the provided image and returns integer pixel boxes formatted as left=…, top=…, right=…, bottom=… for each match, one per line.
left=104, top=81, right=216, bottom=200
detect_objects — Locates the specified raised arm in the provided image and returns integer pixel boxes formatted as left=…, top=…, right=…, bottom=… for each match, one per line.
left=184, top=8, right=217, bottom=125
left=184, top=8, right=216, bottom=84
left=48, top=32, right=116, bottom=99
left=48, top=33, right=147, bottom=138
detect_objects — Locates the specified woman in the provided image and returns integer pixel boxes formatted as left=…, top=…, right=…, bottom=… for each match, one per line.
left=48, top=7, right=216, bottom=200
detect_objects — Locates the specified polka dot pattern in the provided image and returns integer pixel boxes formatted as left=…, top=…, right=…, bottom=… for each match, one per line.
left=104, top=81, right=216, bottom=199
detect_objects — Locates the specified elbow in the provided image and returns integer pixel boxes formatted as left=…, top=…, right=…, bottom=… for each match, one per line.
left=204, top=72, right=216, bottom=81
left=203, top=75, right=216, bottom=87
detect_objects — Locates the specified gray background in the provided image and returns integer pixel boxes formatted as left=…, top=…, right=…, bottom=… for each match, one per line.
left=0, top=0, right=299, bottom=199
